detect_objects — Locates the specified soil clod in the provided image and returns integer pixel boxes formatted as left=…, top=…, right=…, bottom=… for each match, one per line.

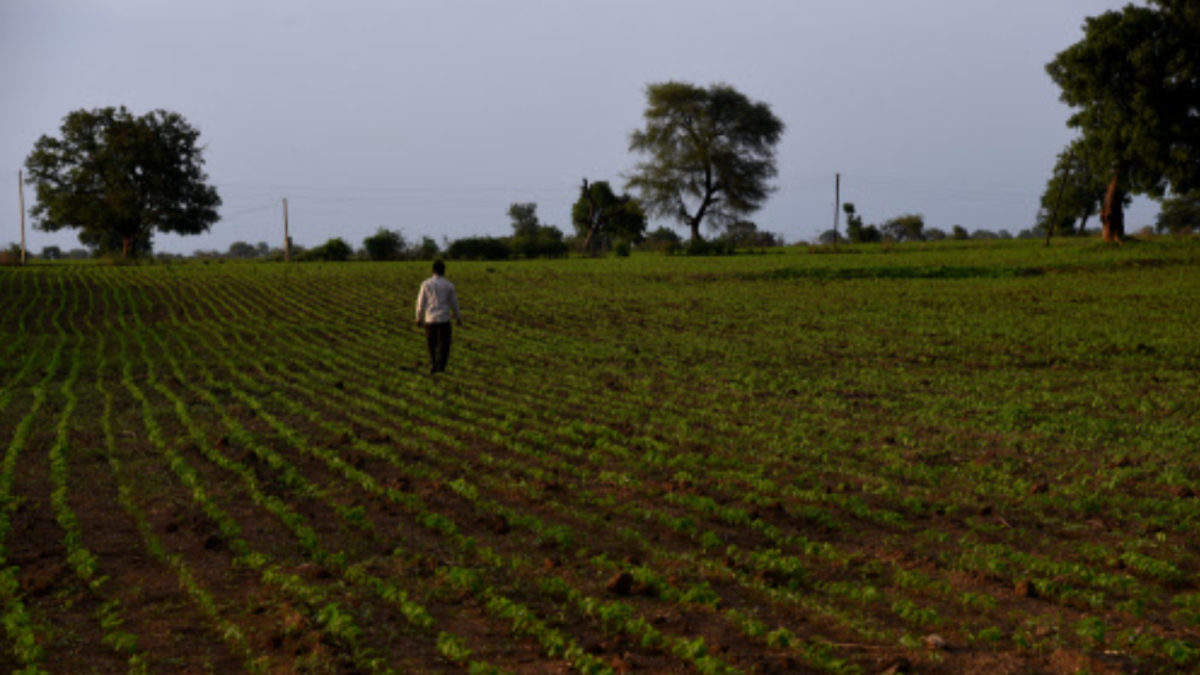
left=606, top=571, right=634, bottom=595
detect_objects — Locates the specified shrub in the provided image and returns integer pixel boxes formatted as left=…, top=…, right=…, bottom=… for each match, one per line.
left=847, top=221, right=882, bottom=243
left=641, top=227, right=682, bottom=254
left=685, top=237, right=735, bottom=256
left=363, top=228, right=406, bottom=261
left=726, top=220, right=782, bottom=248
left=511, top=226, right=568, bottom=259
left=446, top=236, right=511, bottom=260
left=413, top=237, right=440, bottom=260
left=882, top=214, right=925, bottom=242
left=817, top=229, right=844, bottom=245
left=303, top=238, right=353, bottom=261
left=227, top=241, right=258, bottom=259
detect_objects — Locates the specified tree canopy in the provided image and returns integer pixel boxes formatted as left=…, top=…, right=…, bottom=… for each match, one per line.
left=1036, top=137, right=1111, bottom=236
left=1046, top=1, right=1200, bottom=241
left=571, top=179, right=647, bottom=255
left=1156, top=191, right=1200, bottom=234
left=24, top=106, right=221, bottom=257
left=626, top=81, right=784, bottom=242
left=507, top=203, right=540, bottom=239
left=363, top=228, right=406, bottom=261
left=881, top=214, right=925, bottom=242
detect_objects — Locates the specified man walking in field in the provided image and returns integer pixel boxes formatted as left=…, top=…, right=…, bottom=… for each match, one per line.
left=415, top=259, right=462, bottom=374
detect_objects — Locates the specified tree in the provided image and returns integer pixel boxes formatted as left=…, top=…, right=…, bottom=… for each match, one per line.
left=724, top=220, right=780, bottom=248
left=41, top=246, right=63, bottom=260
left=0, top=244, right=24, bottom=265
left=1036, top=138, right=1111, bottom=236
left=571, top=179, right=648, bottom=255
left=627, top=81, right=784, bottom=242
left=363, top=228, right=406, bottom=260
left=414, top=236, right=440, bottom=260
left=882, top=214, right=925, bottom=242
left=842, top=203, right=862, bottom=231
left=303, top=237, right=352, bottom=261
left=817, top=229, right=843, bottom=246
left=506, top=203, right=568, bottom=258
left=1046, top=1, right=1200, bottom=242
left=227, top=241, right=257, bottom=259
left=23, top=106, right=221, bottom=257
left=507, top=203, right=540, bottom=239
left=843, top=203, right=881, bottom=243
left=1156, top=192, right=1200, bottom=234
left=951, top=225, right=969, bottom=240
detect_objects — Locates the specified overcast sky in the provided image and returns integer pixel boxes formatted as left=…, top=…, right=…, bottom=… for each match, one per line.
left=1, top=0, right=1157, bottom=254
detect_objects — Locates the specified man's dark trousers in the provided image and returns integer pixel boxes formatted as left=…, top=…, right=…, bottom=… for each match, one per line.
left=425, top=322, right=452, bottom=373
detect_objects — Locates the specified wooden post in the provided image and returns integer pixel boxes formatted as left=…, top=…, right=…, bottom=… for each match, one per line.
left=18, top=170, right=27, bottom=264
left=282, top=197, right=290, bottom=262
left=833, top=172, right=840, bottom=244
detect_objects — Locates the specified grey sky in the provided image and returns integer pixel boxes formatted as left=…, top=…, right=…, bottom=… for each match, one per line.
left=1, top=0, right=1157, bottom=254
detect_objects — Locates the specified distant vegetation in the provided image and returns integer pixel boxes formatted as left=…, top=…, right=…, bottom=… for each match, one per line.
left=15, top=4, right=1199, bottom=262
left=1045, top=0, right=1200, bottom=241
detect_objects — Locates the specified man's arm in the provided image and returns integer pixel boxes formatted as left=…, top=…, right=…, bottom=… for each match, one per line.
left=414, top=282, right=427, bottom=327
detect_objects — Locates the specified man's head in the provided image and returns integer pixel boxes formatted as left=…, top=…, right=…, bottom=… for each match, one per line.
left=432, top=259, right=446, bottom=276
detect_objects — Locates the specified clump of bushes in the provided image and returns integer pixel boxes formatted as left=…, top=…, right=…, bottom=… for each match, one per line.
left=445, top=236, right=511, bottom=260
left=510, top=227, right=568, bottom=259
left=361, top=229, right=442, bottom=261
left=640, top=227, right=682, bottom=254
left=0, top=243, right=28, bottom=265
left=302, top=238, right=352, bottom=261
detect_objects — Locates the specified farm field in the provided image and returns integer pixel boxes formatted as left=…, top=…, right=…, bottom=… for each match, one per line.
left=2, top=239, right=1200, bottom=673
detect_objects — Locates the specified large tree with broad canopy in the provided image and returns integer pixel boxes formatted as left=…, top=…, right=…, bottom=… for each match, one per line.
left=24, top=106, right=221, bottom=257
left=1046, top=1, right=1200, bottom=242
left=626, top=82, right=783, bottom=242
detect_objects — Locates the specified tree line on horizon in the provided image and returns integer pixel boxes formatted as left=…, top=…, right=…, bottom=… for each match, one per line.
left=12, top=0, right=1199, bottom=262
left=17, top=80, right=788, bottom=262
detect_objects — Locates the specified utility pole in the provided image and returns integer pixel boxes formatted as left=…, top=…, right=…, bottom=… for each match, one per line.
left=833, top=172, right=841, bottom=244
left=18, top=170, right=26, bottom=265
left=282, top=197, right=290, bottom=261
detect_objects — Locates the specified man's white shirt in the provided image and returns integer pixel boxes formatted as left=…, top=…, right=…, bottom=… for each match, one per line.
left=415, top=275, right=460, bottom=324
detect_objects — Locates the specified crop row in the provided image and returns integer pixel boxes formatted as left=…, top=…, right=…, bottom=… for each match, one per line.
left=2, top=254, right=1198, bottom=671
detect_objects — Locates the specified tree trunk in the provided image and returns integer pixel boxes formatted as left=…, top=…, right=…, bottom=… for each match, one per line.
left=1079, top=211, right=1091, bottom=235
left=122, top=236, right=132, bottom=258
left=688, top=215, right=702, bottom=242
left=1100, top=166, right=1125, bottom=243
left=582, top=226, right=599, bottom=256
left=581, top=178, right=602, bottom=256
